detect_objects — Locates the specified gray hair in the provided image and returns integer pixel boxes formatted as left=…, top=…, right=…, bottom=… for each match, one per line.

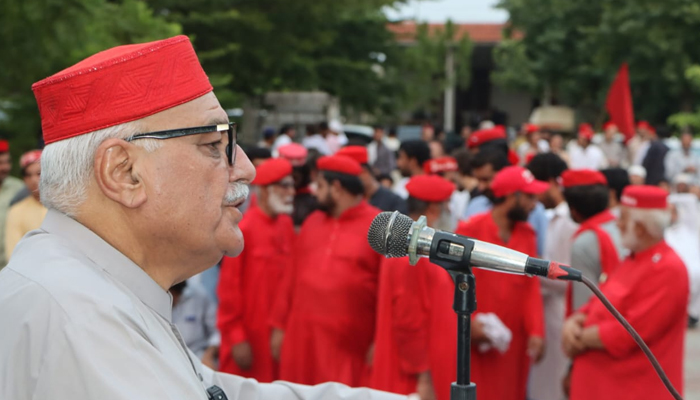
left=628, top=208, right=671, bottom=240
left=40, top=121, right=161, bottom=217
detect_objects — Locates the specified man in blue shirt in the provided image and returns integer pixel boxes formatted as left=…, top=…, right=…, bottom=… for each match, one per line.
left=463, top=149, right=548, bottom=256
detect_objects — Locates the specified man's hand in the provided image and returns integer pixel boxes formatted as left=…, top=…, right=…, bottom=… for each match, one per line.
left=562, top=313, right=587, bottom=358
left=562, top=367, right=572, bottom=397
left=416, top=372, right=436, bottom=400
left=471, top=318, right=491, bottom=344
left=201, top=346, right=219, bottom=370
left=527, top=336, right=545, bottom=364
left=232, top=341, right=253, bottom=370
left=365, top=343, right=375, bottom=366
left=270, top=328, right=285, bottom=361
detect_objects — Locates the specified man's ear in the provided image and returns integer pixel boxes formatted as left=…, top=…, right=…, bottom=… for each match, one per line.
left=330, top=179, right=343, bottom=198
left=633, top=220, right=647, bottom=240
left=93, top=138, right=147, bottom=208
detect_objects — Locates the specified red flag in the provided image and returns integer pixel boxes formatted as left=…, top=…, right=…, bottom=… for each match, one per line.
left=605, top=63, right=635, bottom=140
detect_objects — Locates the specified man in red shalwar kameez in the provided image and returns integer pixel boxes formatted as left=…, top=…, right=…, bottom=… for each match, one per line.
left=270, top=154, right=382, bottom=387
left=217, top=158, right=296, bottom=381
left=430, top=166, right=547, bottom=400
left=564, top=185, right=688, bottom=400
left=371, top=174, right=455, bottom=397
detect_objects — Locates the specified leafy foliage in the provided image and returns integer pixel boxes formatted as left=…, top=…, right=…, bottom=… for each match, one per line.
left=0, top=0, right=179, bottom=159
left=494, top=0, right=700, bottom=125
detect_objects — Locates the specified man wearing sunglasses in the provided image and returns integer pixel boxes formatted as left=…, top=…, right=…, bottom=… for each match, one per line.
left=0, top=35, right=405, bottom=400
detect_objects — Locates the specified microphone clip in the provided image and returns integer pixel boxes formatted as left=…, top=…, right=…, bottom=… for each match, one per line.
left=407, top=216, right=427, bottom=266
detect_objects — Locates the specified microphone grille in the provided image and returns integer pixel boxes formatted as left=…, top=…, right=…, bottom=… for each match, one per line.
left=367, top=211, right=415, bottom=258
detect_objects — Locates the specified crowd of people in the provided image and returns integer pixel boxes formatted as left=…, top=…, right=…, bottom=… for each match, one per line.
left=0, top=33, right=695, bottom=400
left=166, top=117, right=699, bottom=400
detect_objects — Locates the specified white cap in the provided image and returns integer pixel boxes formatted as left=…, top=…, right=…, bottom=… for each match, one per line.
left=673, top=173, right=693, bottom=185
left=329, top=120, right=344, bottom=134
left=628, top=165, right=647, bottom=179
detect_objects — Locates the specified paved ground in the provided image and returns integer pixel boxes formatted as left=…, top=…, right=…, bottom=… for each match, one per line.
left=687, top=327, right=700, bottom=399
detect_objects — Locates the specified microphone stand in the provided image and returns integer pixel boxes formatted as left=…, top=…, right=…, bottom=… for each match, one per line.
left=410, top=217, right=477, bottom=400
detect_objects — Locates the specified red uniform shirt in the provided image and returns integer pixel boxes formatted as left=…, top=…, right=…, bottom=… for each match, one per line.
left=270, top=201, right=382, bottom=387
left=217, top=206, right=295, bottom=381
left=430, top=212, right=545, bottom=400
left=571, top=240, right=688, bottom=400
left=370, top=257, right=434, bottom=394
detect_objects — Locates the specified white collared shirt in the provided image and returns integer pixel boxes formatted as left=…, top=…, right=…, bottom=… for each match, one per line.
left=0, top=210, right=405, bottom=400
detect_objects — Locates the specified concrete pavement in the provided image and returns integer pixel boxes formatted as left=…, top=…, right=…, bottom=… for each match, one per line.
left=687, top=327, right=700, bottom=400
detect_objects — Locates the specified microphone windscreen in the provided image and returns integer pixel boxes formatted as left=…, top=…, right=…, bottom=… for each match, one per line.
left=367, top=211, right=414, bottom=257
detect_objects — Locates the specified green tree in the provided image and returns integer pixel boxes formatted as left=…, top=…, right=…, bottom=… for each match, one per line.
left=383, top=20, right=473, bottom=122
left=493, top=0, right=700, bottom=126
left=0, top=0, right=179, bottom=159
left=148, top=0, right=408, bottom=115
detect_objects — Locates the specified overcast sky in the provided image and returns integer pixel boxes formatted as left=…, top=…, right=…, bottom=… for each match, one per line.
left=384, top=0, right=509, bottom=23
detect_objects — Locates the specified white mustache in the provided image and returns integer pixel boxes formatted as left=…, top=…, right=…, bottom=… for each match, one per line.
left=224, top=183, right=250, bottom=205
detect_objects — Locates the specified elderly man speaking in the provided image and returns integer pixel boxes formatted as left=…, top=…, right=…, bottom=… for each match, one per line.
left=0, top=36, right=404, bottom=400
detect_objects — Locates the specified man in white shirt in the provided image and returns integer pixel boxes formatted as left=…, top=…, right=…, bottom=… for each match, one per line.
left=0, top=35, right=405, bottom=400
left=526, top=153, right=578, bottom=400
left=568, top=123, right=608, bottom=170
left=665, top=130, right=700, bottom=183
left=272, top=124, right=296, bottom=156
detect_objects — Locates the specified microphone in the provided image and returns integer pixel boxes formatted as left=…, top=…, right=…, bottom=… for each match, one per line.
left=367, top=211, right=581, bottom=281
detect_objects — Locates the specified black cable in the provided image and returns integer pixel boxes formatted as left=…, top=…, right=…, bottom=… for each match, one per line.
left=581, top=275, right=683, bottom=400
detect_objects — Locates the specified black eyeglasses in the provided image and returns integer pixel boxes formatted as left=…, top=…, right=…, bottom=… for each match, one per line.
left=127, top=122, right=237, bottom=166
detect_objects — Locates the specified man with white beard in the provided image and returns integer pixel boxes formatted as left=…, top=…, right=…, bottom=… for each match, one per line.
left=217, top=157, right=297, bottom=382
left=563, top=185, right=688, bottom=400
left=665, top=193, right=700, bottom=327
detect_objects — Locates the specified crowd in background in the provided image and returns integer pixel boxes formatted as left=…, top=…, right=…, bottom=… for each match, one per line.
left=1, top=116, right=695, bottom=400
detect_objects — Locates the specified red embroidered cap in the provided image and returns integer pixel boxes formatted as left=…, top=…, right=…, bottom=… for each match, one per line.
left=578, top=123, right=595, bottom=140
left=0, top=140, right=9, bottom=153
left=491, top=165, right=549, bottom=198
left=620, top=185, right=668, bottom=209
left=336, top=146, right=368, bottom=165
left=278, top=143, right=308, bottom=166
left=561, top=169, right=608, bottom=188
left=32, top=35, right=213, bottom=145
left=252, top=158, right=293, bottom=186
left=20, top=150, right=42, bottom=169
left=467, top=127, right=507, bottom=149
left=525, top=123, right=540, bottom=134
left=406, top=175, right=455, bottom=203
left=636, top=121, right=656, bottom=134
left=317, top=155, right=362, bottom=176
left=603, top=121, right=617, bottom=131
left=423, top=156, right=458, bottom=174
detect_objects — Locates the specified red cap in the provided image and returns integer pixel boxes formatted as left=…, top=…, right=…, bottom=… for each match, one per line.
left=0, top=140, right=9, bottom=153
left=467, top=127, right=507, bottom=149
left=317, top=155, right=362, bottom=176
left=561, top=169, right=608, bottom=188
left=252, top=158, right=293, bottom=186
left=636, top=121, right=655, bottom=133
left=620, top=185, right=668, bottom=209
left=578, top=123, right=594, bottom=140
left=406, top=175, right=455, bottom=203
left=278, top=143, right=308, bottom=166
left=603, top=121, right=617, bottom=131
left=525, top=123, right=540, bottom=134
left=20, top=150, right=42, bottom=169
left=491, top=166, right=549, bottom=198
left=336, top=146, right=368, bottom=165
left=423, top=156, right=458, bottom=174
left=32, top=35, right=213, bottom=145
